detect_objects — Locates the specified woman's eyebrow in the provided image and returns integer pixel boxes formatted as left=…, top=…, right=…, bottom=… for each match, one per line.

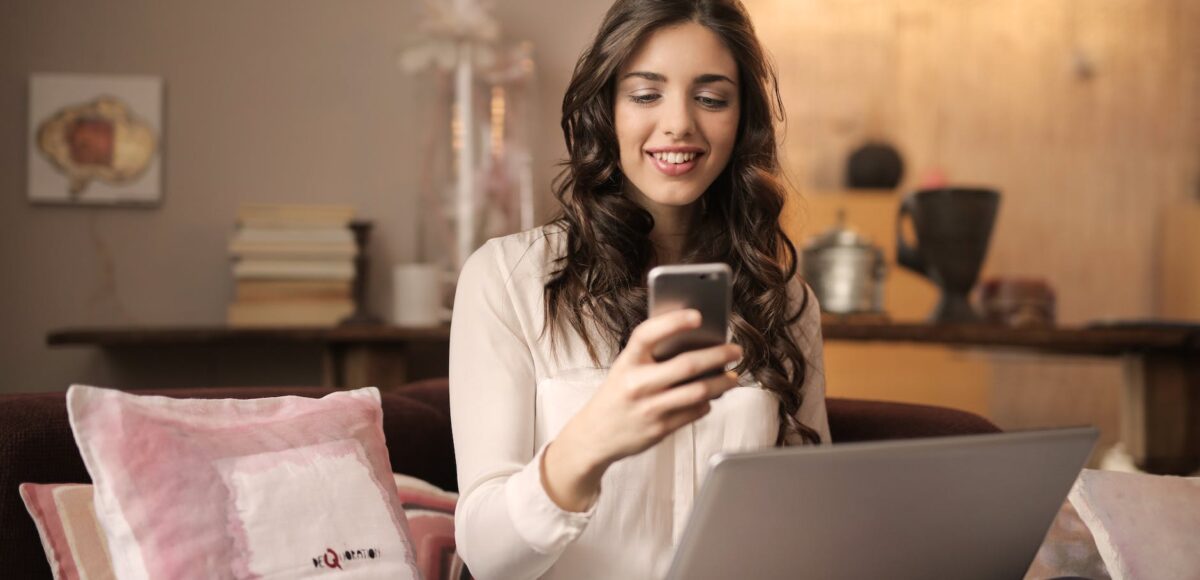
left=621, top=71, right=737, bottom=86
left=622, top=71, right=667, bottom=82
left=694, top=73, right=736, bottom=86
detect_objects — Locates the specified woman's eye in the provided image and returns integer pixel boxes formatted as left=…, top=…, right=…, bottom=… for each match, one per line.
left=697, top=96, right=729, bottom=109
left=630, top=93, right=660, bottom=104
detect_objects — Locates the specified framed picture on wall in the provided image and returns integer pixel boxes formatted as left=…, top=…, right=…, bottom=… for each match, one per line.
left=27, top=73, right=164, bottom=206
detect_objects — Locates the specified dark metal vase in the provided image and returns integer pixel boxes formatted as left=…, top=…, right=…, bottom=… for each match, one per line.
left=896, top=188, right=1000, bottom=323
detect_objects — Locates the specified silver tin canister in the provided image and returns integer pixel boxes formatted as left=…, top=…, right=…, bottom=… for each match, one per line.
left=801, top=210, right=887, bottom=315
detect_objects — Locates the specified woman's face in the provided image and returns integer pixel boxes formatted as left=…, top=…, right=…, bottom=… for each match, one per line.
left=614, top=21, right=740, bottom=213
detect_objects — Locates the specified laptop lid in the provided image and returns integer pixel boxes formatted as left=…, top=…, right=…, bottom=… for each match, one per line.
left=666, top=427, right=1098, bottom=580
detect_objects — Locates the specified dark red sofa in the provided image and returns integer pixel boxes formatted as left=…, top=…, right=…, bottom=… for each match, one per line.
left=0, top=378, right=998, bottom=579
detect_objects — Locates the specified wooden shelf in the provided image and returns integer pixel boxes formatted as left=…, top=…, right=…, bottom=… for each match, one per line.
left=46, top=324, right=452, bottom=346
left=48, top=321, right=1198, bottom=356
left=45, top=319, right=1200, bottom=474
left=820, top=319, right=1200, bottom=356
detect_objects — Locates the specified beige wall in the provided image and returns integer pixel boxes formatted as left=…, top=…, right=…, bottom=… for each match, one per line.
left=753, top=0, right=1200, bottom=455
left=2, top=0, right=1196, bottom=416
left=0, top=0, right=607, bottom=392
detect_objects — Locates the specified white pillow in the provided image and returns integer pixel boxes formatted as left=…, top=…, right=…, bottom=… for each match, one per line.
left=1069, top=468, right=1200, bottom=580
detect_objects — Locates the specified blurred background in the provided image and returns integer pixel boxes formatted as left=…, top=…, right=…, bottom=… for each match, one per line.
left=1, top=0, right=1197, bottom=463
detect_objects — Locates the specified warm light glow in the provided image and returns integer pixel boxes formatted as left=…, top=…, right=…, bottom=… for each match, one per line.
left=450, top=102, right=463, bottom=153
left=490, top=86, right=506, bottom=157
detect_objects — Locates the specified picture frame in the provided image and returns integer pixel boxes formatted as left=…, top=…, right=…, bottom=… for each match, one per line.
left=27, top=73, right=164, bottom=206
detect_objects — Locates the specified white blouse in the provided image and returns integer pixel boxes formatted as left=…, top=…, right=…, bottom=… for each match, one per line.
left=449, top=226, right=830, bottom=580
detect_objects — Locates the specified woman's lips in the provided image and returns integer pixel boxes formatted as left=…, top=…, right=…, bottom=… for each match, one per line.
left=647, top=151, right=703, bottom=177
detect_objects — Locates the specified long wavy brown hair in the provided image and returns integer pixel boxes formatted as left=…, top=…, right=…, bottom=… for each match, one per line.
left=542, top=0, right=818, bottom=445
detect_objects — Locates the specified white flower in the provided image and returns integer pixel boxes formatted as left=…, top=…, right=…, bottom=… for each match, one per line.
left=399, top=0, right=501, bottom=74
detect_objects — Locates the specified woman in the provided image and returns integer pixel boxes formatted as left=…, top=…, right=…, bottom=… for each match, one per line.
left=449, top=1, right=829, bottom=578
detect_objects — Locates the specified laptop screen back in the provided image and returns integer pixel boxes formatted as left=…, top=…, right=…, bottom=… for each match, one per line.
left=667, top=428, right=1097, bottom=580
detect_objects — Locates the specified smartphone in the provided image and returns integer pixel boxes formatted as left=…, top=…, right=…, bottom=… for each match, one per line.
left=647, top=263, right=732, bottom=376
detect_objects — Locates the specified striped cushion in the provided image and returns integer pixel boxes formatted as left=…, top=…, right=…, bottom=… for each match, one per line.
left=19, top=483, right=112, bottom=580
left=393, top=474, right=472, bottom=580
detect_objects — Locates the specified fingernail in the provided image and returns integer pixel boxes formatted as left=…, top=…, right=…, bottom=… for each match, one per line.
left=687, top=310, right=701, bottom=323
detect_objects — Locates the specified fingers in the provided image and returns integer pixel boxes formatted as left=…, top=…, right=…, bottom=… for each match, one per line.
left=630, top=343, right=742, bottom=396
left=621, top=309, right=702, bottom=363
left=640, top=371, right=739, bottom=417
left=658, top=399, right=713, bottom=435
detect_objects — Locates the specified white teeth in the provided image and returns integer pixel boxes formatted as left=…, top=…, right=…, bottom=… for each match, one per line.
left=653, top=152, right=698, bottom=164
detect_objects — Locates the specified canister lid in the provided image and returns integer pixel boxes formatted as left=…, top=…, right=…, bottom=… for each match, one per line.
left=803, top=208, right=877, bottom=251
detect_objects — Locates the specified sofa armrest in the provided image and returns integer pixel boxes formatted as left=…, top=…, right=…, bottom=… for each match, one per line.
left=1, top=393, right=94, bottom=580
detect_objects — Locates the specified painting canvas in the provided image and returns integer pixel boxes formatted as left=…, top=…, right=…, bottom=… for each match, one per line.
left=28, top=73, right=163, bottom=206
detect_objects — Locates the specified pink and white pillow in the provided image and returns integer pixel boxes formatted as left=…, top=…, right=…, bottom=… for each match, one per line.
left=21, top=476, right=471, bottom=580
left=65, top=384, right=421, bottom=579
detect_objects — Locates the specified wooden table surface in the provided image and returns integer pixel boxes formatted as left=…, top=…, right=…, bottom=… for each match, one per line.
left=48, top=320, right=1200, bottom=355
left=47, top=320, right=1200, bottom=474
left=819, top=319, right=1200, bottom=355
left=47, top=324, right=454, bottom=345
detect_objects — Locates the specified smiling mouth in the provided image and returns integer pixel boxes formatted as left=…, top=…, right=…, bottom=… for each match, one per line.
left=646, top=150, right=705, bottom=176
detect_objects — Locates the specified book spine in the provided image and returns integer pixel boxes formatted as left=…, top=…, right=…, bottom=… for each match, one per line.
left=226, top=300, right=354, bottom=327
left=233, top=260, right=355, bottom=281
left=235, top=280, right=352, bottom=302
left=232, top=227, right=355, bottom=244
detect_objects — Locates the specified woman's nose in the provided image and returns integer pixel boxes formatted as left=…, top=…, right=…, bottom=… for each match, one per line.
left=660, top=94, right=696, bottom=138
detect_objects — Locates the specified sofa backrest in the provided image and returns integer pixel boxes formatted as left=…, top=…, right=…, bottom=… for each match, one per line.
left=0, top=382, right=455, bottom=580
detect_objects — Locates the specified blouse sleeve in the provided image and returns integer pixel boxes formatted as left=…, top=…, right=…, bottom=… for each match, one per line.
left=449, top=239, right=596, bottom=579
left=785, top=280, right=832, bottom=445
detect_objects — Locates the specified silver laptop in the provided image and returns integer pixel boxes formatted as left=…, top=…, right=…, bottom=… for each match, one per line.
left=666, top=427, right=1098, bottom=580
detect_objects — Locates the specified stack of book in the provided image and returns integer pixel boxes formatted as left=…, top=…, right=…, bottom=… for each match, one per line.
left=227, top=203, right=357, bottom=327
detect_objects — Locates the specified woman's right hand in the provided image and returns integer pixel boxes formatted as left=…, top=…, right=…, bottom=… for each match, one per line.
left=541, top=309, right=743, bottom=511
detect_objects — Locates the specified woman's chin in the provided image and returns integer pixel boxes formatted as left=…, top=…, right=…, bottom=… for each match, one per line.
left=639, top=188, right=705, bottom=208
